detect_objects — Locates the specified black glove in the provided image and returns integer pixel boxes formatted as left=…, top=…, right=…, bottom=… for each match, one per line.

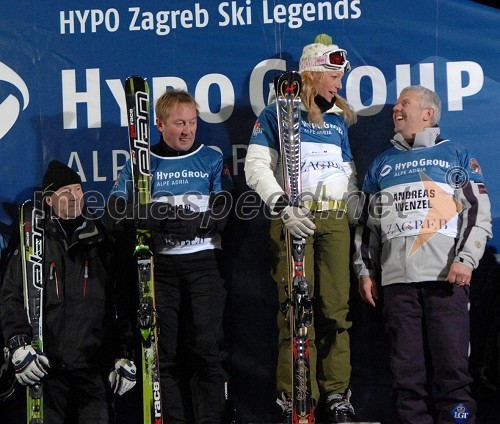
left=162, top=209, right=204, bottom=241
left=204, top=191, right=232, bottom=234
left=131, top=202, right=176, bottom=232
left=107, top=196, right=175, bottom=232
left=163, top=191, right=232, bottom=241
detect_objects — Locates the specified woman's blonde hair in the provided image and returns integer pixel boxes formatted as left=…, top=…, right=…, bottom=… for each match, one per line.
left=300, top=71, right=357, bottom=127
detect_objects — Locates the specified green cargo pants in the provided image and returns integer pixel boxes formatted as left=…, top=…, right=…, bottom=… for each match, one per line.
left=269, top=210, right=352, bottom=404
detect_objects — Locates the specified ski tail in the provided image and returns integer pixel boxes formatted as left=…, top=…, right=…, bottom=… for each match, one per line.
left=20, top=198, right=45, bottom=424
left=124, top=75, right=164, bottom=424
left=275, top=71, right=315, bottom=423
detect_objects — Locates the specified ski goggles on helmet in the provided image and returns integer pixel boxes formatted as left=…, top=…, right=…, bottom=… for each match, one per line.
left=301, top=49, right=351, bottom=73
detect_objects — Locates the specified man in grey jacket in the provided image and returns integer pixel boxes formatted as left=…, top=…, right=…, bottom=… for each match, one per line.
left=353, top=86, right=492, bottom=424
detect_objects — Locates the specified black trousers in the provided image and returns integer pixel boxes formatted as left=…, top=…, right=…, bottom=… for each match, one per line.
left=383, top=282, right=476, bottom=424
left=43, top=367, right=111, bottom=424
left=155, top=249, right=226, bottom=424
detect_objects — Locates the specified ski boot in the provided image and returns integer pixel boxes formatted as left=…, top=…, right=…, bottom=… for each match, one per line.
left=324, top=388, right=356, bottom=423
left=276, top=392, right=293, bottom=424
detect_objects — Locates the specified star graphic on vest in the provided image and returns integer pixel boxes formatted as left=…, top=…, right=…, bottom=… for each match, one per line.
left=408, top=172, right=464, bottom=257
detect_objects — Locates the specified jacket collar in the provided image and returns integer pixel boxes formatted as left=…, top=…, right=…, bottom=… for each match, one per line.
left=391, top=127, right=442, bottom=151
left=45, top=210, right=103, bottom=247
left=152, top=136, right=201, bottom=157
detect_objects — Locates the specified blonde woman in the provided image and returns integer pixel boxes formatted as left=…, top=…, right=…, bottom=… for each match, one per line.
left=245, top=34, right=358, bottom=423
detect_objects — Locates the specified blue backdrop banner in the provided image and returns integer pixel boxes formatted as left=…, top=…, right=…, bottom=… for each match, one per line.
left=1, top=0, right=499, bottom=251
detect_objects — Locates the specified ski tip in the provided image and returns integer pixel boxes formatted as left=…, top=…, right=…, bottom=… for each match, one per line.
left=126, top=75, right=147, bottom=81
left=124, top=76, right=150, bottom=93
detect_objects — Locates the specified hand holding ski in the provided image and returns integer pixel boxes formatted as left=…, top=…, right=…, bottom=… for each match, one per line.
left=20, top=198, right=46, bottom=424
left=12, top=345, right=49, bottom=386
left=275, top=71, right=315, bottom=424
left=124, top=75, right=164, bottom=424
left=280, top=205, right=315, bottom=238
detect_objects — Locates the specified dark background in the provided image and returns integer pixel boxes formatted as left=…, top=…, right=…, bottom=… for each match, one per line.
left=1, top=191, right=499, bottom=423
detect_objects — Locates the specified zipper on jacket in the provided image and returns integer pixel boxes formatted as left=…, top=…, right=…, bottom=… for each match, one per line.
left=83, top=260, right=89, bottom=297
left=49, top=262, right=60, bottom=299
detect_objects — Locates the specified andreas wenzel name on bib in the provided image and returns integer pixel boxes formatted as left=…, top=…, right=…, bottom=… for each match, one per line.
left=393, top=189, right=435, bottom=213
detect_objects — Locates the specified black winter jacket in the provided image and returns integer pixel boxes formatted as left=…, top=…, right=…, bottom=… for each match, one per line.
left=1, top=211, right=119, bottom=370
